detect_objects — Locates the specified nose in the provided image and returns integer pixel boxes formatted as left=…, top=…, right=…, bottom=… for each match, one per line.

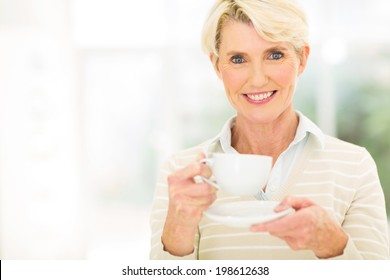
left=248, top=62, right=269, bottom=87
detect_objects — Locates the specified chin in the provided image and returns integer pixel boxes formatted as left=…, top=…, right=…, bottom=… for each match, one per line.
left=242, top=113, right=279, bottom=125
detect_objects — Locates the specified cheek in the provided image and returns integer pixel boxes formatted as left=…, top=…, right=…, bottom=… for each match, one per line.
left=221, top=69, right=247, bottom=93
left=271, top=63, right=299, bottom=88
left=272, top=67, right=297, bottom=87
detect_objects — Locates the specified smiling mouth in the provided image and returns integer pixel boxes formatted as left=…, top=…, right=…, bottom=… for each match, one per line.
left=244, top=90, right=277, bottom=102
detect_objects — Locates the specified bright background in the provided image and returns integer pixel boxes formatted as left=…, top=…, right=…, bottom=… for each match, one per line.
left=0, top=0, right=389, bottom=260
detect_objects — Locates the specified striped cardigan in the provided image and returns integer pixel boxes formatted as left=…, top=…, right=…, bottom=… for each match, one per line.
left=149, top=134, right=389, bottom=259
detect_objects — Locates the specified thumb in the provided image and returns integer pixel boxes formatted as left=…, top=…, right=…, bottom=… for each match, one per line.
left=274, top=195, right=315, bottom=212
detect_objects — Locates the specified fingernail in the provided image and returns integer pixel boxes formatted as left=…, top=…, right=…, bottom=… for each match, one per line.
left=251, top=224, right=265, bottom=232
left=274, top=205, right=284, bottom=212
left=274, top=203, right=288, bottom=212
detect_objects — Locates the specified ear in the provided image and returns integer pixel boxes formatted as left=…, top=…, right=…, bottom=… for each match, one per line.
left=297, top=45, right=310, bottom=76
left=210, top=53, right=222, bottom=80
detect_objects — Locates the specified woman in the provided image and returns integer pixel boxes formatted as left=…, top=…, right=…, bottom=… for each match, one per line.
left=150, top=0, right=389, bottom=259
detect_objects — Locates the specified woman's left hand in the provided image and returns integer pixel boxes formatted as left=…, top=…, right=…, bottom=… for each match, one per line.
left=250, top=195, right=348, bottom=259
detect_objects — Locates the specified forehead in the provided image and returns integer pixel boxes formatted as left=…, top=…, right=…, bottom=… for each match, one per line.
left=219, top=20, right=293, bottom=54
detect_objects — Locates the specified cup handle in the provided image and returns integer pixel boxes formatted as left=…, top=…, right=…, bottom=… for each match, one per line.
left=199, top=176, right=220, bottom=190
left=198, top=158, right=220, bottom=190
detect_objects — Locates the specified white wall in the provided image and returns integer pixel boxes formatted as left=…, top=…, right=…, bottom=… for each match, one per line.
left=0, top=0, right=389, bottom=260
left=0, top=0, right=84, bottom=258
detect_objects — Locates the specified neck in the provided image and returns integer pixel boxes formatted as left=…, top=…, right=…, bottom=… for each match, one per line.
left=231, top=109, right=299, bottom=163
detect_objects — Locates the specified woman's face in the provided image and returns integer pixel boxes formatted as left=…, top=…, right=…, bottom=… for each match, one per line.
left=213, top=20, right=309, bottom=125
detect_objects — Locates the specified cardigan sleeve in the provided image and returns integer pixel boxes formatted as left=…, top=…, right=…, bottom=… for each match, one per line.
left=332, top=149, right=389, bottom=259
left=149, top=155, right=199, bottom=260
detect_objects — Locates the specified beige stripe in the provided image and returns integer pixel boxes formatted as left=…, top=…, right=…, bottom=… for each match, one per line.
left=343, top=224, right=388, bottom=238
left=294, top=193, right=350, bottom=207
left=353, top=238, right=388, bottom=247
left=308, top=159, right=363, bottom=165
left=200, top=245, right=290, bottom=254
left=303, top=167, right=376, bottom=179
left=312, top=149, right=363, bottom=154
left=359, top=180, right=381, bottom=190
left=296, top=181, right=355, bottom=193
left=150, top=209, right=167, bottom=215
left=175, top=154, right=198, bottom=160
left=361, top=251, right=388, bottom=259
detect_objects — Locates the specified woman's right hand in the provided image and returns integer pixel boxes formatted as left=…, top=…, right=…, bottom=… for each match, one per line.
left=161, top=152, right=217, bottom=256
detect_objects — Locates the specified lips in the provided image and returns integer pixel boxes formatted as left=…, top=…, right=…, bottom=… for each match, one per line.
left=243, top=90, right=277, bottom=103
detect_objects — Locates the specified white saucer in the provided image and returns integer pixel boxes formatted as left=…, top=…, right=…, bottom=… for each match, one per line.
left=204, top=201, right=294, bottom=228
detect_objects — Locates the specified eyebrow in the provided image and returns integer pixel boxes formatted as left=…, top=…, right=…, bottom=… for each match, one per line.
left=226, top=46, right=289, bottom=57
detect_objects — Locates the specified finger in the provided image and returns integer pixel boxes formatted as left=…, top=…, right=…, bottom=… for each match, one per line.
left=188, top=192, right=217, bottom=207
left=275, top=195, right=316, bottom=212
left=170, top=181, right=216, bottom=204
left=173, top=190, right=216, bottom=210
left=186, top=182, right=217, bottom=198
left=199, top=164, right=212, bottom=179
left=196, top=153, right=212, bottom=179
left=169, top=161, right=204, bottom=184
left=251, top=211, right=299, bottom=232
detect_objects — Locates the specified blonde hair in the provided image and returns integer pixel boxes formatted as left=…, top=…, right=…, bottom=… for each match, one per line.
left=201, top=0, right=309, bottom=56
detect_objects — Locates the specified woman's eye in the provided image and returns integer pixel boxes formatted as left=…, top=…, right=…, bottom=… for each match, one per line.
left=231, top=55, right=245, bottom=64
left=269, top=52, right=283, bottom=60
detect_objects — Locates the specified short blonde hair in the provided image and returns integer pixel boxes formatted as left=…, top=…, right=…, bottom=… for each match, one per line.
left=201, top=0, right=309, bottom=56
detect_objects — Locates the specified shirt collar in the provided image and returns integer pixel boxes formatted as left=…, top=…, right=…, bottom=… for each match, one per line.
left=204, top=111, right=325, bottom=154
left=294, top=111, right=325, bottom=148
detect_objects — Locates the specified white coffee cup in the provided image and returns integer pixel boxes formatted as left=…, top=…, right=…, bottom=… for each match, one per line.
left=200, top=153, right=272, bottom=196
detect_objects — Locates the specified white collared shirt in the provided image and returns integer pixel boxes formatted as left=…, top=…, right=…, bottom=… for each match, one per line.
left=204, top=111, right=325, bottom=200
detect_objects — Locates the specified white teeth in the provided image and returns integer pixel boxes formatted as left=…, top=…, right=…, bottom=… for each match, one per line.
left=247, top=91, right=274, bottom=101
